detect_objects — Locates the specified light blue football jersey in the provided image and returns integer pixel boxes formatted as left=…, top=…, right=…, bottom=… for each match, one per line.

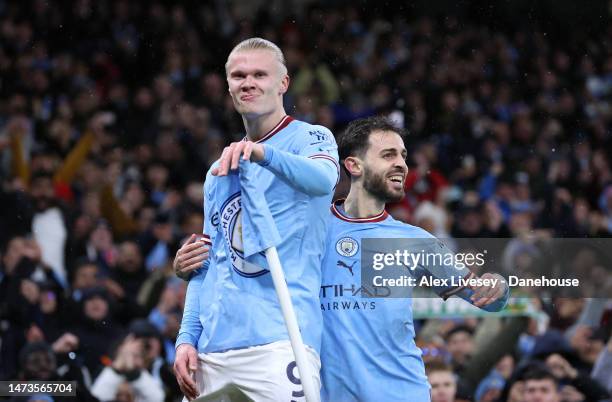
left=177, top=116, right=339, bottom=354
left=320, top=200, right=508, bottom=402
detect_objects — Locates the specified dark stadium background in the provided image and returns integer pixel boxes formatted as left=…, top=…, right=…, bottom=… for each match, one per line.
left=0, top=0, right=610, bottom=401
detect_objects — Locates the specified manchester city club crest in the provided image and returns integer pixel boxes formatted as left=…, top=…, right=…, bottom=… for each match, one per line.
left=336, top=237, right=359, bottom=257
left=220, top=192, right=268, bottom=277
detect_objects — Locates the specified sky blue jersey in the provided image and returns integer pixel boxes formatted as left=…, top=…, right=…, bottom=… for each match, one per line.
left=320, top=201, right=509, bottom=402
left=177, top=116, right=339, bottom=354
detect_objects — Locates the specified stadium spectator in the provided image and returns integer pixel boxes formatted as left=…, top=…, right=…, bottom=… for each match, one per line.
left=522, top=367, right=561, bottom=402
left=14, top=341, right=98, bottom=401
left=0, top=1, right=611, bottom=401
left=426, top=362, right=458, bottom=402
left=72, top=287, right=122, bottom=379
left=91, top=334, right=164, bottom=402
left=446, top=325, right=475, bottom=372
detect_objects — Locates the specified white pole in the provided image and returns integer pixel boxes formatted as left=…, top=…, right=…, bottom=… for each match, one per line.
left=265, top=247, right=320, bottom=402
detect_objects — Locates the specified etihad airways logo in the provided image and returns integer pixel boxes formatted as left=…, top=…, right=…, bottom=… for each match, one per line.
left=321, top=300, right=376, bottom=311
left=320, top=283, right=391, bottom=298
left=320, top=283, right=390, bottom=311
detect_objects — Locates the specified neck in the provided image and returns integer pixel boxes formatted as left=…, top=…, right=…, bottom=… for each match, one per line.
left=343, top=183, right=386, bottom=218
left=243, top=108, right=287, bottom=141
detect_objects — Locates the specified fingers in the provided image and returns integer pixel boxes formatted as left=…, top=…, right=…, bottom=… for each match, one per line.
left=185, top=348, right=199, bottom=398
left=175, top=369, right=198, bottom=400
left=177, top=379, right=198, bottom=401
left=219, top=143, right=237, bottom=176
left=181, top=241, right=209, bottom=255
left=178, top=244, right=208, bottom=263
left=179, top=379, right=196, bottom=399
left=185, top=234, right=196, bottom=245
left=470, top=279, right=504, bottom=307
left=471, top=283, right=494, bottom=307
left=211, top=141, right=256, bottom=176
left=188, top=348, right=198, bottom=372
left=174, top=352, right=198, bottom=400
left=212, top=146, right=231, bottom=176
left=230, top=141, right=247, bottom=170
left=242, top=141, right=253, bottom=161
left=468, top=273, right=505, bottom=307
left=180, top=254, right=208, bottom=273
left=175, top=238, right=209, bottom=274
left=182, top=253, right=206, bottom=267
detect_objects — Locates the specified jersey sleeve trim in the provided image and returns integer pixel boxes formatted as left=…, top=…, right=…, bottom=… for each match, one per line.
left=201, top=234, right=212, bottom=245
left=309, top=154, right=340, bottom=184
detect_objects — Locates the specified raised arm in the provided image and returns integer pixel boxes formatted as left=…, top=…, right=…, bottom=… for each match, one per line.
left=257, top=144, right=339, bottom=196
left=414, top=237, right=509, bottom=312
left=211, top=126, right=339, bottom=196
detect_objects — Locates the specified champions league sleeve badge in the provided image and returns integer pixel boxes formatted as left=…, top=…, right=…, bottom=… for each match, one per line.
left=336, top=237, right=359, bottom=257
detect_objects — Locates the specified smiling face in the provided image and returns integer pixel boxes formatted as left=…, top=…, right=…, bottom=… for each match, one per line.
left=356, top=130, right=408, bottom=202
left=226, top=49, right=288, bottom=119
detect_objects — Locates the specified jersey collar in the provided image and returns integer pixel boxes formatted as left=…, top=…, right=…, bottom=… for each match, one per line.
left=331, top=199, right=389, bottom=223
left=245, top=115, right=294, bottom=143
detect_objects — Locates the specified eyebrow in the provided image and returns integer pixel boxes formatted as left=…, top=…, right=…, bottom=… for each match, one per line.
left=380, top=148, right=407, bottom=155
left=229, top=69, right=269, bottom=76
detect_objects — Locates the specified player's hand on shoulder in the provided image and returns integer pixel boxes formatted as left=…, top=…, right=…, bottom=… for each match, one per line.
left=469, top=272, right=507, bottom=308
left=211, top=140, right=265, bottom=176
left=174, top=234, right=209, bottom=280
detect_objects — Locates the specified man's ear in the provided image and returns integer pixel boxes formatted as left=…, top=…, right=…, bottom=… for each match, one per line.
left=279, top=74, right=289, bottom=95
left=344, top=157, right=363, bottom=177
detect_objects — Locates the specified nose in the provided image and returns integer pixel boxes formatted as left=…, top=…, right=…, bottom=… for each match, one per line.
left=241, top=74, right=256, bottom=90
left=395, top=156, right=408, bottom=173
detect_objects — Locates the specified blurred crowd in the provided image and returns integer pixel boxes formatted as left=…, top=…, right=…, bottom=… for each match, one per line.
left=0, top=0, right=611, bottom=401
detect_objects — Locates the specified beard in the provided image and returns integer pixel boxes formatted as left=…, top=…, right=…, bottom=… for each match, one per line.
left=362, top=168, right=405, bottom=203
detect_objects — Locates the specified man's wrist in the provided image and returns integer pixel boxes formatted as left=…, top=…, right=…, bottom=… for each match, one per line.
left=251, top=143, right=266, bottom=162
left=176, top=269, right=193, bottom=281
left=176, top=342, right=195, bottom=351
left=257, top=144, right=272, bottom=166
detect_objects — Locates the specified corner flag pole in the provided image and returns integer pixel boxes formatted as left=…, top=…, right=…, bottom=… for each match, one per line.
left=238, top=160, right=319, bottom=402
left=265, top=246, right=320, bottom=402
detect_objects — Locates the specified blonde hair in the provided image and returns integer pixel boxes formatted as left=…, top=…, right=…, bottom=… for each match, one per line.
left=225, top=37, right=288, bottom=76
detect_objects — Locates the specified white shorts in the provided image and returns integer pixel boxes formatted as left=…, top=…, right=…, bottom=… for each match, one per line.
left=188, top=340, right=321, bottom=402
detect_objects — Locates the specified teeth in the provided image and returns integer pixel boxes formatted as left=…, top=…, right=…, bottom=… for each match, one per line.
left=389, top=175, right=403, bottom=183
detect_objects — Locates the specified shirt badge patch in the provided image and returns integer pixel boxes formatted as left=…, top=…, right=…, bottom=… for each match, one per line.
left=336, top=237, right=359, bottom=257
